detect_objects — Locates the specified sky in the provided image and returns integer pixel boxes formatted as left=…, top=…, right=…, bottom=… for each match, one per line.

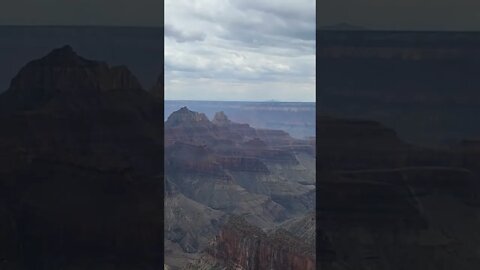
left=319, top=0, right=480, bottom=31
left=165, top=0, right=316, bottom=102
left=0, top=0, right=163, bottom=27
left=2, top=0, right=478, bottom=100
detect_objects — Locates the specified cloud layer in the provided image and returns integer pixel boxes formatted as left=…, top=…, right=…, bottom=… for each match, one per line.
left=165, top=0, right=315, bottom=102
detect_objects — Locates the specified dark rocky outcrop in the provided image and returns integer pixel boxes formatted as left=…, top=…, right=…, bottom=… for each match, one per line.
left=0, top=45, right=144, bottom=113
left=0, top=46, right=164, bottom=269
left=150, top=74, right=163, bottom=99
left=315, top=114, right=480, bottom=270
left=317, top=116, right=409, bottom=171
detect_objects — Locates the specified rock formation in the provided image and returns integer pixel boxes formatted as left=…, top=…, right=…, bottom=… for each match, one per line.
left=166, top=106, right=211, bottom=127
left=316, top=116, right=409, bottom=171
left=315, top=115, right=480, bottom=270
left=0, top=45, right=164, bottom=269
left=212, top=111, right=231, bottom=125
left=184, top=216, right=315, bottom=270
left=150, top=73, right=163, bottom=98
left=164, top=107, right=316, bottom=268
left=0, top=45, right=143, bottom=112
left=0, top=45, right=316, bottom=270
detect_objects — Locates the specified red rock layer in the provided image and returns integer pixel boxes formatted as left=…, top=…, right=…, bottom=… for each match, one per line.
left=205, top=216, right=315, bottom=270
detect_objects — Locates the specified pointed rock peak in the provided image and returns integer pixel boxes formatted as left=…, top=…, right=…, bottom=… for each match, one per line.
left=212, top=111, right=231, bottom=125
left=1, top=46, right=143, bottom=111
left=50, top=45, right=75, bottom=56
left=165, top=106, right=211, bottom=127
left=175, top=106, right=194, bottom=115
left=37, top=45, right=98, bottom=67
left=55, top=45, right=74, bottom=54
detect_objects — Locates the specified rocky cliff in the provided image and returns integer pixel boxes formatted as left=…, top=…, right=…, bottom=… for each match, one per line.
left=184, top=216, right=315, bottom=270
left=150, top=74, right=163, bottom=98
left=317, top=116, right=409, bottom=171
left=212, top=111, right=231, bottom=126
left=0, top=46, right=165, bottom=269
left=164, top=107, right=316, bottom=268
left=315, top=115, right=480, bottom=270
left=0, top=45, right=144, bottom=112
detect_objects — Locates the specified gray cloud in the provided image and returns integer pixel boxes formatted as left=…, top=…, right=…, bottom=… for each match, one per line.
left=165, top=0, right=315, bottom=101
left=165, top=24, right=206, bottom=43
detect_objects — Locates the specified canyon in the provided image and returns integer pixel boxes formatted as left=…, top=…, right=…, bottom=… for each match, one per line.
left=164, top=106, right=316, bottom=269
left=2, top=31, right=480, bottom=270
left=0, top=46, right=316, bottom=270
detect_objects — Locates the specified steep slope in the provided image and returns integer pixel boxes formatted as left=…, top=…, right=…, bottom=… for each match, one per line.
left=316, top=116, right=410, bottom=171
left=164, top=107, right=316, bottom=268
left=150, top=73, right=163, bottom=98
left=164, top=180, right=226, bottom=269
left=316, top=115, right=480, bottom=270
left=183, top=216, right=315, bottom=270
left=277, top=212, right=315, bottom=248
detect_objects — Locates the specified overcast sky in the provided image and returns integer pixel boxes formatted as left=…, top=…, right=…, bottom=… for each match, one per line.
left=0, top=0, right=162, bottom=27
left=3, top=1, right=477, bottom=100
left=165, top=0, right=315, bottom=102
left=319, top=0, right=480, bottom=31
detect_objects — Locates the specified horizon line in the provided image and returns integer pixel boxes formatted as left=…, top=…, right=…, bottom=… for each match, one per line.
left=165, top=99, right=316, bottom=103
